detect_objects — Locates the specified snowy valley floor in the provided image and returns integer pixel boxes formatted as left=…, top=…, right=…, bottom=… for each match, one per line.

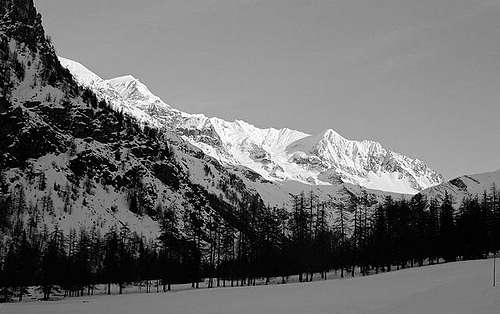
left=2, top=259, right=500, bottom=314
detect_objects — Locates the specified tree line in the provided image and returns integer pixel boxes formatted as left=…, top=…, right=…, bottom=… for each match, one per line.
left=1, top=185, right=499, bottom=302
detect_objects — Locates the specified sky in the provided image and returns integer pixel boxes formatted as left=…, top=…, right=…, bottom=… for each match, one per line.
left=35, top=0, right=500, bottom=179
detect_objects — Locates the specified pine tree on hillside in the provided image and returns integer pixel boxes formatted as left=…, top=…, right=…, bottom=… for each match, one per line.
left=184, top=208, right=203, bottom=288
left=158, top=203, right=179, bottom=291
left=0, top=243, right=16, bottom=302
left=456, top=194, right=489, bottom=259
left=102, top=227, right=119, bottom=295
left=39, top=227, right=65, bottom=300
left=357, top=191, right=373, bottom=275
left=75, top=229, right=92, bottom=296
left=313, top=201, right=331, bottom=279
left=372, top=200, right=390, bottom=272
left=439, top=192, right=457, bottom=262
left=330, top=195, right=348, bottom=278
left=290, top=193, right=308, bottom=281
left=15, top=232, right=39, bottom=301
left=116, top=225, right=134, bottom=294
left=410, top=194, right=428, bottom=267
left=427, top=199, right=440, bottom=264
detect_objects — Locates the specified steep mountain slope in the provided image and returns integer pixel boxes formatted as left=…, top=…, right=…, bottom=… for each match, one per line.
left=0, top=0, right=400, bottom=247
left=0, top=0, right=443, bottom=248
left=59, top=58, right=443, bottom=194
left=0, top=0, right=269, bottom=240
left=419, top=169, right=500, bottom=205
left=54, top=59, right=414, bottom=237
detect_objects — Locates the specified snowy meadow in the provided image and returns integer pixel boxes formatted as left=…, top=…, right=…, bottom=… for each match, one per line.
left=2, top=259, right=499, bottom=314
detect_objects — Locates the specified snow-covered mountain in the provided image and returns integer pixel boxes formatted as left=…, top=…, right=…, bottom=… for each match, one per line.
left=0, top=1, right=273, bottom=240
left=3, top=0, right=496, bottom=260
left=419, top=169, right=500, bottom=205
left=59, top=57, right=442, bottom=194
left=0, top=0, right=402, bottom=246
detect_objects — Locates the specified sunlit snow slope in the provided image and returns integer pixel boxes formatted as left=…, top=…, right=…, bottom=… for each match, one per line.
left=59, top=57, right=443, bottom=194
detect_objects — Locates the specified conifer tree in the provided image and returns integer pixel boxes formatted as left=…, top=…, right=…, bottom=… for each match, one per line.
left=427, top=199, right=440, bottom=264
left=439, top=192, right=457, bottom=262
left=158, top=203, right=179, bottom=291
left=39, top=227, right=65, bottom=300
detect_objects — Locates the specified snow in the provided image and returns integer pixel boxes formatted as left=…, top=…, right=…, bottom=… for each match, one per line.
left=3, top=147, right=162, bottom=238
left=287, top=129, right=443, bottom=194
left=3, top=259, right=499, bottom=314
left=421, top=169, right=500, bottom=206
left=58, top=56, right=443, bottom=195
left=364, top=171, right=419, bottom=194
left=57, top=57, right=103, bottom=87
left=106, top=75, right=166, bottom=108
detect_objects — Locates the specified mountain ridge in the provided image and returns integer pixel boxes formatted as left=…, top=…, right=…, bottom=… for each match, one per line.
left=59, top=56, right=443, bottom=194
left=419, top=168, right=500, bottom=205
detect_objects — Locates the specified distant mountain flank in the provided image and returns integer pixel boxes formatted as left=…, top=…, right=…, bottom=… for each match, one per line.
left=59, top=57, right=443, bottom=194
left=419, top=169, right=500, bottom=205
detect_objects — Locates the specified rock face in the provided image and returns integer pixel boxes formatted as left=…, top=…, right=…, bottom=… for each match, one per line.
left=59, top=57, right=443, bottom=194
left=0, top=0, right=37, bottom=22
left=0, top=0, right=43, bottom=50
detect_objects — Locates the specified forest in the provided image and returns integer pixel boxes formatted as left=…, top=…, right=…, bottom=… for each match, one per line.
left=1, top=184, right=499, bottom=302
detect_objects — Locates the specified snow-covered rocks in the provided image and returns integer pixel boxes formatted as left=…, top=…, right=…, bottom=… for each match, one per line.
left=419, top=168, right=500, bottom=205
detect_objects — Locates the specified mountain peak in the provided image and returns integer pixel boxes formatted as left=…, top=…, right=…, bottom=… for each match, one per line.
left=106, top=75, right=163, bottom=105
left=108, top=74, right=137, bottom=83
left=58, top=56, right=103, bottom=87
left=323, top=128, right=340, bottom=136
left=321, top=129, right=346, bottom=141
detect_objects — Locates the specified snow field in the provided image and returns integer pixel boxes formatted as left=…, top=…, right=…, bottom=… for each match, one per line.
left=2, top=259, right=499, bottom=314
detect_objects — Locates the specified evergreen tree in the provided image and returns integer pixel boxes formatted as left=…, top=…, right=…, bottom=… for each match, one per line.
left=439, top=192, right=457, bottom=262
left=372, top=203, right=389, bottom=272
left=75, top=229, right=92, bottom=296
left=158, top=204, right=179, bottom=291
left=39, top=227, right=65, bottom=300
left=427, top=199, right=440, bottom=264
left=15, top=232, right=39, bottom=301
left=102, top=227, right=119, bottom=295
left=1, top=243, right=16, bottom=302
left=331, top=195, right=348, bottom=277
left=410, top=194, right=427, bottom=266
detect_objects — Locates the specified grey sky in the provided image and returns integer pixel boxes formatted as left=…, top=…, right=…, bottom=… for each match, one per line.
left=36, top=0, right=500, bottom=179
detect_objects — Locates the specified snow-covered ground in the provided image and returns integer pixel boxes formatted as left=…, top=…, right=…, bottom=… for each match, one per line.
left=3, top=259, right=499, bottom=314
